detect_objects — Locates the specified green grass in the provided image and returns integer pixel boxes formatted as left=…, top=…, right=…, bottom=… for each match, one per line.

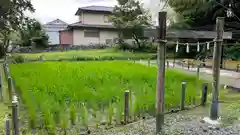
left=13, top=49, right=155, bottom=61
left=9, top=61, right=204, bottom=131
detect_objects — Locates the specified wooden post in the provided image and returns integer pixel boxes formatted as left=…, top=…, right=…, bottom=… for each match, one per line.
left=148, top=59, right=150, bottom=66
left=0, top=73, right=3, bottom=101
left=3, top=63, right=6, bottom=77
left=210, top=17, right=224, bottom=120
left=236, top=64, right=239, bottom=72
left=12, top=95, right=19, bottom=135
left=3, top=64, right=9, bottom=80
left=180, top=82, right=187, bottom=110
left=167, top=61, right=169, bottom=68
left=201, top=83, right=208, bottom=106
left=124, top=90, right=129, bottom=124
left=197, top=65, right=200, bottom=77
left=156, top=11, right=167, bottom=134
left=193, top=65, right=200, bottom=105
left=173, top=51, right=176, bottom=67
left=4, top=64, right=10, bottom=81
left=7, top=77, right=13, bottom=102
left=5, top=118, right=11, bottom=135
left=39, top=55, right=43, bottom=61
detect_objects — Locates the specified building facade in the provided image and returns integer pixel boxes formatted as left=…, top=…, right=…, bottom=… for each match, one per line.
left=59, top=6, right=119, bottom=46
left=43, top=19, right=68, bottom=45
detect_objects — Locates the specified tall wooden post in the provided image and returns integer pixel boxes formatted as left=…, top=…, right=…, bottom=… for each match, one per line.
left=156, top=11, right=167, bottom=134
left=210, top=17, right=224, bottom=120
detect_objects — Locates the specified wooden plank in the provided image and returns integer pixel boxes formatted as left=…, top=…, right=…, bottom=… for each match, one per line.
left=143, top=29, right=232, bottom=39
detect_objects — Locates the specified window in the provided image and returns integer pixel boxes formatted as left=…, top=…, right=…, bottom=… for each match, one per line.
left=106, top=39, right=112, bottom=44
left=84, top=30, right=100, bottom=38
left=104, top=15, right=111, bottom=23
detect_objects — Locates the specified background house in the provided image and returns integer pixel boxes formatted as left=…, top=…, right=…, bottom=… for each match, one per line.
left=59, top=6, right=119, bottom=46
left=43, top=19, right=68, bottom=45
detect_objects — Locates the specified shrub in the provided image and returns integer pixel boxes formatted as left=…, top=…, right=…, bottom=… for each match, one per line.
left=12, top=55, right=25, bottom=63
left=113, top=42, right=135, bottom=51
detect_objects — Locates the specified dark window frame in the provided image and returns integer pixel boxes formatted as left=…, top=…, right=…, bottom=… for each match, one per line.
left=84, top=30, right=100, bottom=38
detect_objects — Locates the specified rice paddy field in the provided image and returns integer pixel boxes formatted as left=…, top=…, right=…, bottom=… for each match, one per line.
left=9, top=61, right=205, bottom=134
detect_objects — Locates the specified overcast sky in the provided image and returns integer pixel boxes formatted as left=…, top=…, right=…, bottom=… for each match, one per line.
left=26, top=0, right=164, bottom=24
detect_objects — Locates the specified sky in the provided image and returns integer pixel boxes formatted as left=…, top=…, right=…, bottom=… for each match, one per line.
left=25, top=0, right=166, bottom=25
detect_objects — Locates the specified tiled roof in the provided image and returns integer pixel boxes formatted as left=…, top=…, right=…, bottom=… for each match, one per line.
left=68, top=22, right=117, bottom=29
left=75, top=6, right=114, bottom=15
left=44, top=19, right=68, bottom=25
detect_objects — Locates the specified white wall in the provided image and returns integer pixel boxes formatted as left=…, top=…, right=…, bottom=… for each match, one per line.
left=43, top=21, right=68, bottom=45
left=81, top=12, right=112, bottom=25
left=46, top=31, right=60, bottom=45
left=73, top=29, right=118, bottom=45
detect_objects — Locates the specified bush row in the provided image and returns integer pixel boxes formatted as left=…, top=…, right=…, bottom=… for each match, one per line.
left=9, top=55, right=158, bottom=64
left=15, top=44, right=112, bottom=53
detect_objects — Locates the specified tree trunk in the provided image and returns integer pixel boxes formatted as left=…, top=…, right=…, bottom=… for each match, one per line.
left=133, top=34, right=141, bottom=49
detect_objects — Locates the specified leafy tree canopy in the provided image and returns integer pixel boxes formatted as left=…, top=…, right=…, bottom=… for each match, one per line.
left=0, top=0, right=34, bottom=31
left=18, top=18, right=49, bottom=48
left=168, top=0, right=240, bottom=59
left=109, top=0, right=151, bottom=49
left=168, top=0, right=240, bottom=31
left=0, top=0, right=34, bottom=57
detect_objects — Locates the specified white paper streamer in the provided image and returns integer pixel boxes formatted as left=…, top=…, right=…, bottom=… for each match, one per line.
left=176, top=41, right=179, bottom=52
left=197, top=42, right=200, bottom=52
left=186, top=43, right=189, bottom=53
left=207, top=42, right=210, bottom=50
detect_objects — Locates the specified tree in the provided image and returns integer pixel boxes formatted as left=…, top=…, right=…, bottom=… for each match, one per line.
left=109, top=0, right=151, bottom=49
left=18, top=18, right=49, bottom=48
left=168, top=0, right=240, bottom=31
left=166, top=0, right=240, bottom=60
left=0, top=0, right=34, bottom=57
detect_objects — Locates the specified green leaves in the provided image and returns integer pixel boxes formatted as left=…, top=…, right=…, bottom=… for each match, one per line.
left=18, top=18, right=49, bottom=47
left=110, top=0, right=150, bottom=29
left=0, top=0, right=34, bottom=43
left=109, top=0, right=151, bottom=49
left=169, top=0, right=240, bottom=31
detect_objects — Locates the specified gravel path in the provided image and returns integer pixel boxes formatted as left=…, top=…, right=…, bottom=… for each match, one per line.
left=93, top=107, right=240, bottom=135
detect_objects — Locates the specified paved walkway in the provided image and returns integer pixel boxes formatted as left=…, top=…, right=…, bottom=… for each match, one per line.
left=138, top=60, right=240, bottom=89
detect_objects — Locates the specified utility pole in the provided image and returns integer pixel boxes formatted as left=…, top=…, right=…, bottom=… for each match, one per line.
left=156, top=11, right=167, bottom=134
left=210, top=17, right=224, bottom=120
